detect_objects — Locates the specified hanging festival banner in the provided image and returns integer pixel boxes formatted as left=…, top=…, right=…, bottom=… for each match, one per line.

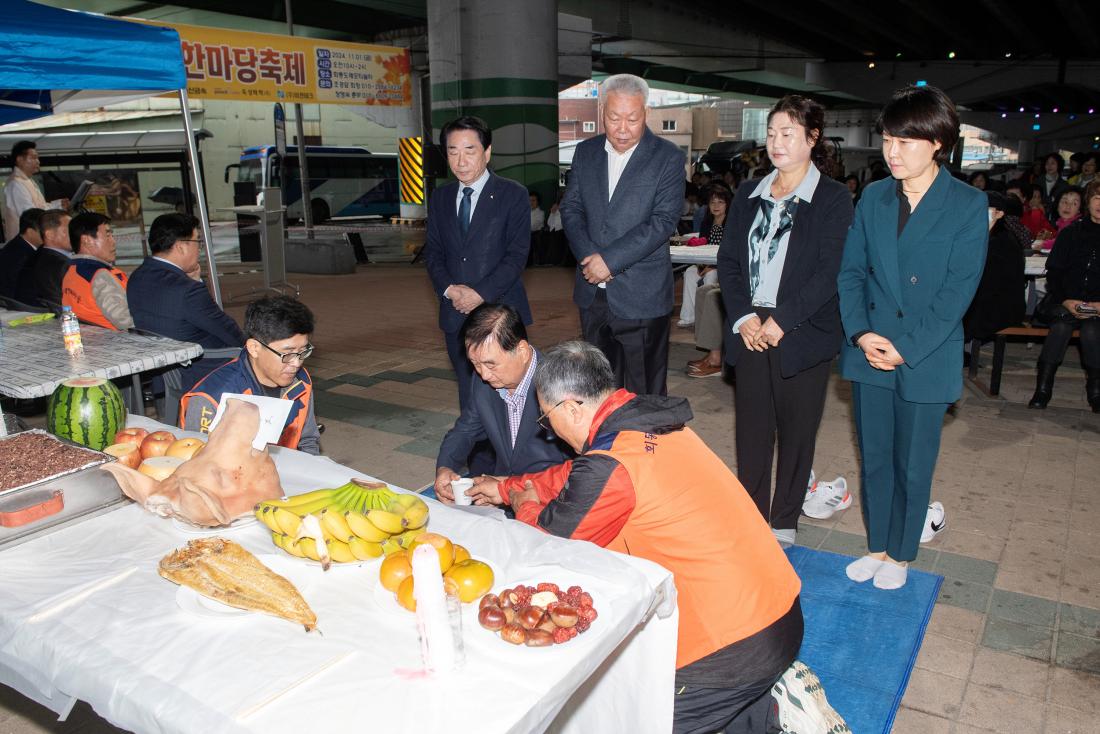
left=140, top=20, right=411, bottom=106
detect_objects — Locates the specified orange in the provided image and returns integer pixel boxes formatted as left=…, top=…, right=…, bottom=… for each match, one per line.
left=409, top=533, right=455, bottom=573
left=452, top=544, right=471, bottom=564
left=396, top=575, right=416, bottom=612
left=379, top=550, right=412, bottom=592
left=443, top=559, right=495, bottom=603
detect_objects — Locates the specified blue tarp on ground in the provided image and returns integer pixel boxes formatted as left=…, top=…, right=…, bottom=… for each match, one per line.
left=0, top=0, right=185, bottom=126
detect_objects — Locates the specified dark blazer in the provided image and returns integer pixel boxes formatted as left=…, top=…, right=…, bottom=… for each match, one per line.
left=436, top=352, right=570, bottom=476
left=717, top=173, right=854, bottom=377
left=963, top=226, right=1026, bottom=341
left=560, top=128, right=685, bottom=319
left=0, top=235, right=35, bottom=298
left=16, top=246, right=68, bottom=306
left=838, top=166, right=988, bottom=403
left=127, top=257, right=244, bottom=390
left=422, top=172, right=533, bottom=334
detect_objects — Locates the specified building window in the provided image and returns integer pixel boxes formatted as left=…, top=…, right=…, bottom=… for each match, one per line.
left=662, top=119, right=677, bottom=132
left=742, top=108, right=767, bottom=143
left=582, top=121, right=596, bottom=132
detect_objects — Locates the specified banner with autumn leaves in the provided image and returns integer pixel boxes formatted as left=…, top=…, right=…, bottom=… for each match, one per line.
left=141, top=19, right=411, bottom=106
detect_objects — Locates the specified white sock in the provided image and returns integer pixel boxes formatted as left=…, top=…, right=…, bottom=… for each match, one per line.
left=873, top=562, right=908, bottom=590
left=845, top=555, right=883, bottom=582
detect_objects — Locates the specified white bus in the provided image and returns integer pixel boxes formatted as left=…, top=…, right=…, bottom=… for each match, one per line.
left=228, top=145, right=399, bottom=222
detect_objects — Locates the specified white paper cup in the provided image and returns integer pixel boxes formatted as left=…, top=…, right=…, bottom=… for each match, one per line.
left=450, top=478, right=475, bottom=506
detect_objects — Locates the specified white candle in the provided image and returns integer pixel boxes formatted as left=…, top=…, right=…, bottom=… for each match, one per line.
left=411, top=544, right=457, bottom=673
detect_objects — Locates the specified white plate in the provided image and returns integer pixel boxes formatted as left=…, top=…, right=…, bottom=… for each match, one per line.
left=472, top=577, right=604, bottom=654
left=171, top=513, right=258, bottom=535
left=174, top=553, right=315, bottom=620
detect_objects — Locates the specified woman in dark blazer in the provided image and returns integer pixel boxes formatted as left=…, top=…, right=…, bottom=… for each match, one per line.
left=717, top=95, right=854, bottom=547
left=838, top=86, right=988, bottom=590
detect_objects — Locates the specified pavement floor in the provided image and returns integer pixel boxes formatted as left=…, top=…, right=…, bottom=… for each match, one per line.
left=2, top=258, right=1099, bottom=734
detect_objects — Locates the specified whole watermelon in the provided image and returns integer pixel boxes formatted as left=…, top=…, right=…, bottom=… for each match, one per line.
left=47, top=377, right=126, bottom=451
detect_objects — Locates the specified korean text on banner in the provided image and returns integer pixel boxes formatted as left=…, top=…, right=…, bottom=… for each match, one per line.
left=140, top=20, right=411, bottom=106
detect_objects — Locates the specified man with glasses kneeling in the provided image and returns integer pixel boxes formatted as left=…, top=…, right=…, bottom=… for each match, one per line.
left=470, top=341, right=846, bottom=734
left=180, top=295, right=320, bottom=455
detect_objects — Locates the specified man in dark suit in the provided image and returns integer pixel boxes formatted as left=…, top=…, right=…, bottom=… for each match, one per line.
left=422, top=116, right=533, bottom=410
left=127, top=213, right=244, bottom=392
left=560, top=73, right=686, bottom=395
left=0, top=207, right=43, bottom=299
left=433, top=304, right=570, bottom=503
left=15, top=209, right=70, bottom=307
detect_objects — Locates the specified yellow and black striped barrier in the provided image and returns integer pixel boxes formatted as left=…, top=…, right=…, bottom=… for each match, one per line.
left=399, top=136, right=425, bottom=205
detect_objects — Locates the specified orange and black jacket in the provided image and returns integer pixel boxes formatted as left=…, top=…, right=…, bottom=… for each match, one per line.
left=179, top=355, right=319, bottom=455
left=500, top=389, right=801, bottom=669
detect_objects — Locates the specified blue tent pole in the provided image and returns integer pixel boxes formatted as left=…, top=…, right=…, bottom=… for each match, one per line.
left=178, top=87, right=222, bottom=307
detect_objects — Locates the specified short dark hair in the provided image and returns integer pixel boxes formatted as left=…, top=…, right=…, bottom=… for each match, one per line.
left=440, top=116, right=491, bottom=149
left=18, top=208, right=44, bottom=236
left=876, top=85, right=959, bottom=165
left=149, top=213, right=200, bottom=255
left=460, top=303, right=528, bottom=352
left=768, top=94, right=828, bottom=169
left=1086, top=179, right=1100, bottom=210
left=11, top=140, right=35, bottom=161
left=968, top=170, right=987, bottom=185
left=703, top=184, right=733, bottom=207
left=1043, top=152, right=1065, bottom=172
left=244, top=295, right=314, bottom=343
left=1053, top=186, right=1082, bottom=213
left=528, top=190, right=540, bottom=204
left=986, top=190, right=1021, bottom=218
left=38, top=209, right=69, bottom=238
left=68, top=212, right=110, bottom=254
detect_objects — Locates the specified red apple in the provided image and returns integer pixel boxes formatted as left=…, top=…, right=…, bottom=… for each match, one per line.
left=140, top=431, right=176, bottom=459
left=166, top=437, right=205, bottom=461
left=103, top=442, right=142, bottom=469
left=113, top=427, right=148, bottom=446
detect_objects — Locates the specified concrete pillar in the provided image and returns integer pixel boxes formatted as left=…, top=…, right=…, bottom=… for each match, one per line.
left=427, top=0, right=559, bottom=212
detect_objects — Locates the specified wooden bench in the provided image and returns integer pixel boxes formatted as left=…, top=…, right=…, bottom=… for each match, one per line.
left=968, top=325, right=1079, bottom=396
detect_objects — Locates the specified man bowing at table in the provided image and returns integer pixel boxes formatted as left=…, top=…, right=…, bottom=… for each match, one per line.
left=560, top=73, right=685, bottom=395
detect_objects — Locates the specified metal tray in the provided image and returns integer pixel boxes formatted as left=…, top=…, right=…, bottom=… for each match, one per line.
left=0, top=429, right=110, bottom=496
left=0, top=432, right=128, bottom=550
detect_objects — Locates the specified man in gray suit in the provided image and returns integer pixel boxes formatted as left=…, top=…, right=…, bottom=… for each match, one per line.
left=560, top=74, right=685, bottom=395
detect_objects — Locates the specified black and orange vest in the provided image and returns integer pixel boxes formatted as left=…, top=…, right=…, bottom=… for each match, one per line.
left=62, top=257, right=128, bottom=330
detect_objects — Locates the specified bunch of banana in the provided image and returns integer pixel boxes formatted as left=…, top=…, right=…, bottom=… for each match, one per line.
left=256, top=481, right=432, bottom=569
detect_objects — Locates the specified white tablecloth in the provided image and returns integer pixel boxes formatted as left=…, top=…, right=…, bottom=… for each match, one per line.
left=0, top=416, right=677, bottom=733
left=0, top=321, right=202, bottom=399
left=669, top=244, right=718, bottom=266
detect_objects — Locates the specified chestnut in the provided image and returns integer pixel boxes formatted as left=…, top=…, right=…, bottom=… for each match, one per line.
left=479, top=593, right=500, bottom=610
left=517, top=606, right=546, bottom=630
left=525, top=629, right=554, bottom=647
left=478, top=605, right=506, bottom=632
left=539, top=617, right=558, bottom=634
left=549, top=603, right=579, bottom=628
left=502, top=606, right=517, bottom=624
left=500, top=622, right=528, bottom=645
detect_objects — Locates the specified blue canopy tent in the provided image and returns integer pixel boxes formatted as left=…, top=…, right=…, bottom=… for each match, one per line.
left=0, top=0, right=221, bottom=303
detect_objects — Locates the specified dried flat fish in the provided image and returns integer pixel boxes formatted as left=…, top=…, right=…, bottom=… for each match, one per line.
left=160, top=538, right=317, bottom=631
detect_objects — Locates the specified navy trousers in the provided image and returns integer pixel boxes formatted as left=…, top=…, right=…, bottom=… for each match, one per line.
left=852, top=382, right=948, bottom=562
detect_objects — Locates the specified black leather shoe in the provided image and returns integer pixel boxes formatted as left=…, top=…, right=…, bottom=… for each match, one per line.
left=1086, top=369, right=1100, bottom=413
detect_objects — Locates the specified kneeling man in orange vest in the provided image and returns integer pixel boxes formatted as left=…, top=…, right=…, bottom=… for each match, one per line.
left=471, top=340, right=805, bottom=733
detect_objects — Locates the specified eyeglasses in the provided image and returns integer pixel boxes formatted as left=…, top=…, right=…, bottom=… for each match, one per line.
left=258, top=341, right=314, bottom=364
left=537, top=399, right=583, bottom=430
left=178, top=239, right=205, bottom=246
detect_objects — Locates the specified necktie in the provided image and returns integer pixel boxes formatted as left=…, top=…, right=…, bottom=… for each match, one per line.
left=459, top=186, right=474, bottom=235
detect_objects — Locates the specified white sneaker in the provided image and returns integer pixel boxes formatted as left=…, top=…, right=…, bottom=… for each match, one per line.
left=921, top=502, right=946, bottom=543
left=772, top=660, right=851, bottom=734
left=802, top=477, right=851, bottom=520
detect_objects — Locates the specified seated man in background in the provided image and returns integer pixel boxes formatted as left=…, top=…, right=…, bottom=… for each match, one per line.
left=0, top=207, right=43, bottom=299
left=180, top=295, right=320, bottom=455
left=62, top=212, right=132, bottom=330
left=128, top=213, right=244, bottom=391
left=434, top=303, right=570, bottom=503
left=16, top=209, right=71, bottom=307
left=472, top=341, right=838, bottom=733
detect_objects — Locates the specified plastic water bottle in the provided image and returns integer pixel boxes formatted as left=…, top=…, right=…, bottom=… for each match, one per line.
left=61, top=306, right=84, bottom=357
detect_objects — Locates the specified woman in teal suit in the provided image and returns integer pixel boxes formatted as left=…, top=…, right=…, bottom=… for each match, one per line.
left=838, top=86, right=988, bottom=590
